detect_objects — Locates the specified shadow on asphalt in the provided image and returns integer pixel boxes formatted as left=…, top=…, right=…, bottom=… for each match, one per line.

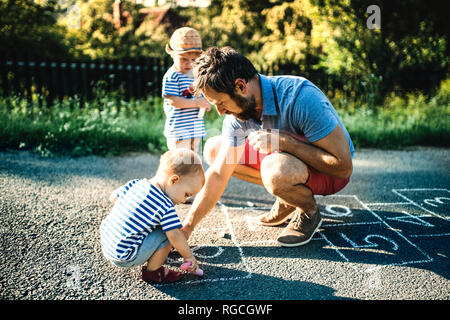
left=154, top=265, right=353, bottom=300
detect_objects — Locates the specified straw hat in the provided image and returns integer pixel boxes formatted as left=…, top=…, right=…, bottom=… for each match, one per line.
left=165, top=27, right=202, bottom=54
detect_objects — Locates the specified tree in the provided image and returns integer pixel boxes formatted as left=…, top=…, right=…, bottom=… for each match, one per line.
left=0, top=0, right=72, bottom=60
left=61, top=0, right=171, bottom=59
left=186, top=0, right=323, bottom=73
left=316, top=0, right=449, bottom=95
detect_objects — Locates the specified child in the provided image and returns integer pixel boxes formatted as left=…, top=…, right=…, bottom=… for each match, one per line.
left=162, top=27, right=211, bottom=154
left=100, top=149, right=205, bottom=284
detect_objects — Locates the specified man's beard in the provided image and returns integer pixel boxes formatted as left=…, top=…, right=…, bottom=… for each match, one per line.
left=231, top=94, right=258, bottom=121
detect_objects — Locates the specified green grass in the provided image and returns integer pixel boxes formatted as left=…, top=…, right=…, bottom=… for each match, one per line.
left=0, top=79, right=448, bottom=157
left=340, top=78, right=450, bottom=148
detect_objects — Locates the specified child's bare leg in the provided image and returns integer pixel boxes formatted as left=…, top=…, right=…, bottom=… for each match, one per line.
left=146, top=243, right=172, bottom=271
left=191, top=138, right=201, bottom=156
left=174, top=138, right=201, bottom=155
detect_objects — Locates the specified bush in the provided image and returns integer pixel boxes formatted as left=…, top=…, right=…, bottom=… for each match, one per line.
left=338, top=78, right=450, bottom=148
left=0, top=78, right=448, bottom=157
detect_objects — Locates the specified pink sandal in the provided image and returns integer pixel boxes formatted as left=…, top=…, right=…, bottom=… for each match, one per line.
left=141, top=266, right=182, bottom=284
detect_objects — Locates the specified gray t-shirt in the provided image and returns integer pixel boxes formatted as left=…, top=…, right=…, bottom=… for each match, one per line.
left=221, top=74, right=354, bottom=157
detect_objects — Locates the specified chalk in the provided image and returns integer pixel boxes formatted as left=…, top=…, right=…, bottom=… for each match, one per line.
left=181, top=262, right=204, bottom=276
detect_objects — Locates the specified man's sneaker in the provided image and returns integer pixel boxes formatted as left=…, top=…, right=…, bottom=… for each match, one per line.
left=277, top=208, right=322, bottom=247
left=254, top=198, right=296, bottom=226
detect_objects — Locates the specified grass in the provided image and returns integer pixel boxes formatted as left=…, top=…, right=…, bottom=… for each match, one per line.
left=340, top=78, right=450, bottom=148
left=0, top=79, right=448, bottom=157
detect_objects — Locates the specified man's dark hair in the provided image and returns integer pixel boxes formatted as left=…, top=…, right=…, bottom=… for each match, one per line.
left=192, top=46, right=258, bottom=97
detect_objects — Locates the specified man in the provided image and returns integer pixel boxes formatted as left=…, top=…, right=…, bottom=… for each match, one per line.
left=181, top=46, right=354, bottom=247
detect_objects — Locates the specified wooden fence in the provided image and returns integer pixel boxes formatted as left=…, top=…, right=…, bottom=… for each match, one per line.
left=0, top=57, right=171, bottom=107
left=0, top=56, right=362, bottom=107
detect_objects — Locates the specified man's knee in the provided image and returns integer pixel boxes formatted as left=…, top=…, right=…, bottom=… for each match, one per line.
left=260, top=152, right=309, bottom=196
left=203, top=136, right=222, bottom=165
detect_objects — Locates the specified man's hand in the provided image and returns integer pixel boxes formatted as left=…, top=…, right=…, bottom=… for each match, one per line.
left=248, top=130, right=284, bottom=154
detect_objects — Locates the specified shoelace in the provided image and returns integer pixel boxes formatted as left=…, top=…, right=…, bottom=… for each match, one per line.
left=290, top=210, right=304, bottom=230
left=268, top=200, right=295, bottom=219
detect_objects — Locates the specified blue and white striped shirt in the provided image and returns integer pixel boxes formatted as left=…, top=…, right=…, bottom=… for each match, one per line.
left=162, top=66, right=206, bottom=141
left=100, top=179, right=182, bottom=262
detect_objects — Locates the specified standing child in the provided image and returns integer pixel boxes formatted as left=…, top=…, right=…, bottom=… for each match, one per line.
left=100, top=149, right=205, bottom=284
left=162, top=27, right=211, bottom=154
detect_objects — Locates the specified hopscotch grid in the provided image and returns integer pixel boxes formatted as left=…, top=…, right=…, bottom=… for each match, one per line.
left=409, top=232, right=450, bottom=238
left=158, top=189, right=447, bottom=286
left=312, top=194, right=435, bottom=267
left=156, top=201, right=252, bottom=286
left=391, top=188, right=449, bottom=221
left=322, top=221, right=382, bottom=228
left=356, top=195, right=434, bottom=266
left=318, top=231, right=349, bottom=262
left=365, top=202, right=410, bottom=206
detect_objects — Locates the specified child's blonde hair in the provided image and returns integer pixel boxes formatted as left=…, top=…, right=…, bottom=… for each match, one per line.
left=157, top=149, right=204, bottom=180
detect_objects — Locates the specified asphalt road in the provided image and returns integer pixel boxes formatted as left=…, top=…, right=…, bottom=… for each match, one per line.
left=0, top=148, right=449, bottom=300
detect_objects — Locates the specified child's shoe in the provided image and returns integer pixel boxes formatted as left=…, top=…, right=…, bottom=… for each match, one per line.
left=141, top=266, right=182, bottom=284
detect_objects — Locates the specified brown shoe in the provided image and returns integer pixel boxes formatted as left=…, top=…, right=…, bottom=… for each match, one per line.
left=277, top=208, right=322, bottom=247
left=254, top=198, right=296, bottom=226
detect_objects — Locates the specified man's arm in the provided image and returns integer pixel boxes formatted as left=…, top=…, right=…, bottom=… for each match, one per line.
left=182, top=143, right=246, bottom=239
left=249, top=125, right=352, bottom=180
left=280, top=125, right=353, bottom=179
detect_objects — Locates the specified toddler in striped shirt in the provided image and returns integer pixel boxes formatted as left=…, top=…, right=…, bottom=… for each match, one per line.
left=162, top=27, right=211, bottom=154
left=100, top=149, right=205, bottom=284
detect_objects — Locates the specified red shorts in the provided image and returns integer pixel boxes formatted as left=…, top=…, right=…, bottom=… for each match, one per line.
left=240, top=140, right=350, bottom=196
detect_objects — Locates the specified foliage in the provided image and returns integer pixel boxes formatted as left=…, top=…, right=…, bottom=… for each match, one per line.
left=185, top=0, right=449, bottom=96
left=62, top=0, right=170, bottom=59
left=0, top=0, right=73, bottom=60
left=341, top=78, right=450, bottom=148
left=317, top=0, right=449, bottom=96
left=0, top=88, right=169, bottom=157
left=1, top=0, right=448, bottom=96
left=1, top=78, right=448, bottom=157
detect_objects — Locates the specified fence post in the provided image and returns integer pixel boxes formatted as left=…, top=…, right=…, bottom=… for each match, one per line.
left=136, top=57, right=144, bottom=99
left=35, top=58, right=44, bottom=108
left=11, top=58, right=20, bottom=97
left=129, top=58, right=137, bottom=99
left=148, top=57, right=155, bottom=96
left=67, top=60, right=75, bottom=109
left=111, top=59, right=120, bottom=102
left=55, top=59, right=63, bottom=103
left=23, top=54, right=32, bottom=104
left=0, top=56, right=9, bottom=97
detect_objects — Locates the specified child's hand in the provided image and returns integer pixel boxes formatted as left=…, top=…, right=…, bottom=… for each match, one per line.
left=196, top=97, right=211, bottom=110
left=184, top=255, right=199, bottom=273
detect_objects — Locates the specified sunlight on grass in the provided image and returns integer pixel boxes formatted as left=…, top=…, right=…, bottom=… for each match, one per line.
left=0, top=79, right=448, bottom=157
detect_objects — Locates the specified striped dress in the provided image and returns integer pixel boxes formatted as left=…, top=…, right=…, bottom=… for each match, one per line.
left=162, top=66, right=206, bottom=142
left=100, top=179, right=182, bottom=262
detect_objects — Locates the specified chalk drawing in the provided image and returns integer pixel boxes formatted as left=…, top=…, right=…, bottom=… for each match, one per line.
left=339, top=233, right=399, bottom=251
left=159, top=187, right=448, bottom=285
left=423, top=197, right=450, bottom=208
left=191, top=244, right=224, bottom=259
left=392, top=188, right=449, bottom=219
left=385, top=210, right=434, bottom=227
left=322, top=204, right=353, bottom=218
